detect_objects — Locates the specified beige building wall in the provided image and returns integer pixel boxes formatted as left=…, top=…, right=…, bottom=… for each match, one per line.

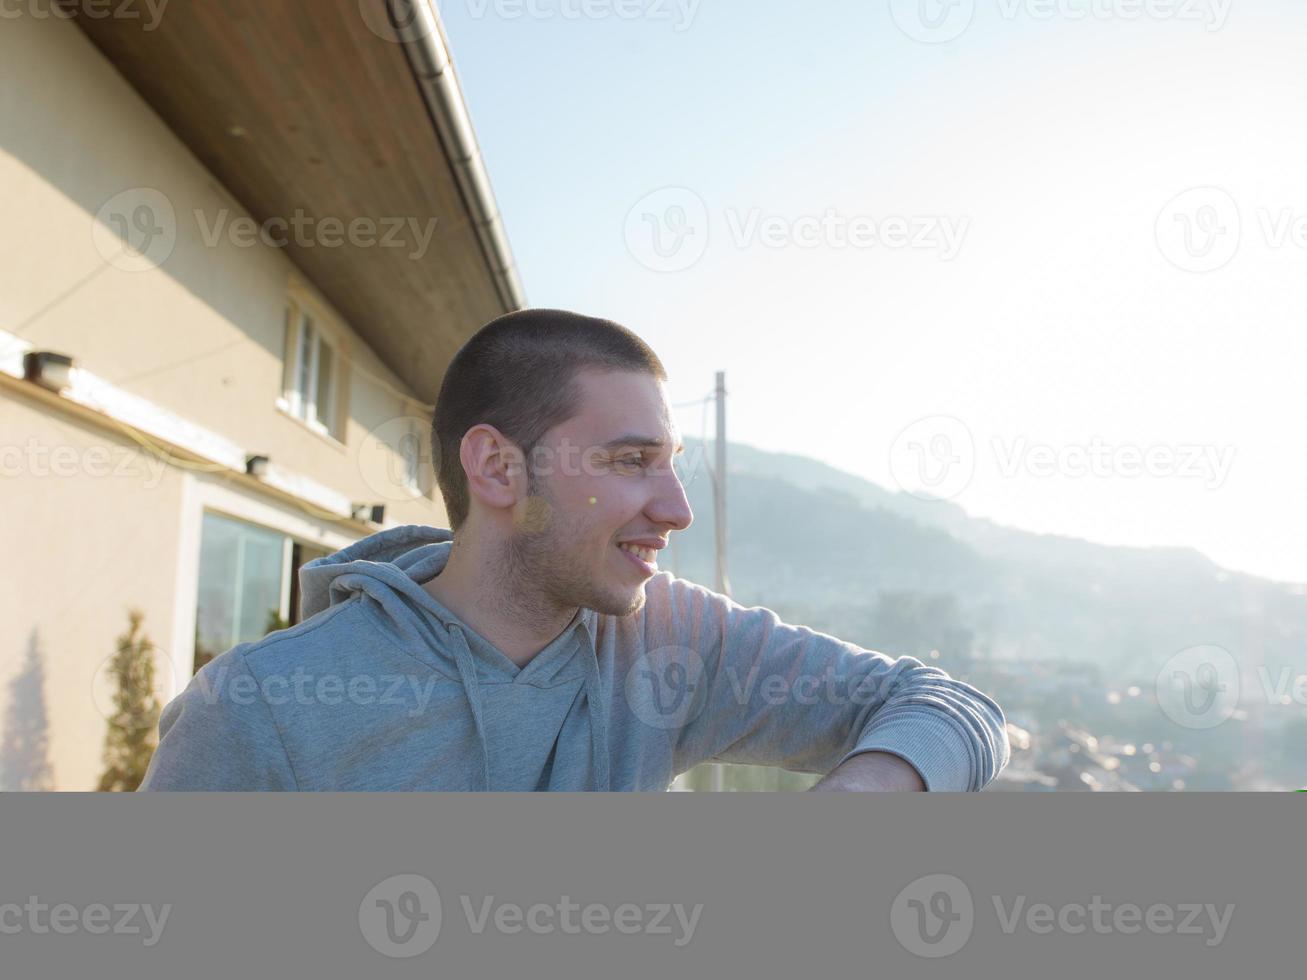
left=1, top=394, right=187, bottom=792
left=2, top=12, right=461, bottom=789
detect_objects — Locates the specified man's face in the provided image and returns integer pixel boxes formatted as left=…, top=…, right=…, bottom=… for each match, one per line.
left=512, top=368, right=694, bottom=617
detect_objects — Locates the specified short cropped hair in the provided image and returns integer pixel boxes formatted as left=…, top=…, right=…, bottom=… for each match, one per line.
left=431, top=309, right=666, bottom=531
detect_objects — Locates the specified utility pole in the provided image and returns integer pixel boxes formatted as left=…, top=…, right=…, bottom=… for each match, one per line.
left=711, top=370, right=729, bottom=793
left=713, top=370, right=731, bottom=598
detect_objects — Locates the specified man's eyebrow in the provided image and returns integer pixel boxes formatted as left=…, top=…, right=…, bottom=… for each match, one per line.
left=600, top=435, right=686, bottom=455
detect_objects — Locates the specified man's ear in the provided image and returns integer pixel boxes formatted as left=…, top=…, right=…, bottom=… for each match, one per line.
left=459, top=424, right=527, bottom=513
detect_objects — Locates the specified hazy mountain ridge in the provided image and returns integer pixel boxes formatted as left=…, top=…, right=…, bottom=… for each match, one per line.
left=671, top=439, right=1307, bottom=679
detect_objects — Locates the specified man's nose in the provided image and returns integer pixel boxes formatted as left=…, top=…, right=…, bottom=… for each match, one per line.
left=649, top=469, right=693, bottom=531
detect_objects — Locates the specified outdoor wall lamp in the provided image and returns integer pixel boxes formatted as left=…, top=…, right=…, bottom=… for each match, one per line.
left=351, top=504, right=386, bottom=524
left=23, top=351, right=74, bottom=391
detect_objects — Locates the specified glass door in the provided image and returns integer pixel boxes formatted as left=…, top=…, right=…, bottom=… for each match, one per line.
left=192, top=512, right=336, bottom=674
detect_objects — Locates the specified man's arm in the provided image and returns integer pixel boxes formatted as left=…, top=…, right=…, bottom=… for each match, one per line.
left=808, top=751, right=927, bottom=792
left=644, top=575, right=1010, bottom=791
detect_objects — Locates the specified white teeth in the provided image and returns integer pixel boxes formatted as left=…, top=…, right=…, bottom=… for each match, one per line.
left=619, top=543, right=657, bottom=564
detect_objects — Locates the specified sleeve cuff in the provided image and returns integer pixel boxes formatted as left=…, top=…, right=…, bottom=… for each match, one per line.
left=835, top=710, right=979, bottom=792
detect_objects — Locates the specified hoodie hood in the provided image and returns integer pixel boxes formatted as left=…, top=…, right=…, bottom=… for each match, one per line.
left=300, top=523, right=456, bottom=621
left=298, top=524, right=610, bottom=790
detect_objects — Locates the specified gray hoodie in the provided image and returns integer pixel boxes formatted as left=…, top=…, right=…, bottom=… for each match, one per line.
left=139, top=524, right=1009, bottom=791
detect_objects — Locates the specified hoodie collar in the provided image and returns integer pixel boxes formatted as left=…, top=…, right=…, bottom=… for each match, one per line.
left=298, top=524, right=609, bottom=790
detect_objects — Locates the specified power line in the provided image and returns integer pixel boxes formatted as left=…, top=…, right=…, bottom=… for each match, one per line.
left=8, top=256, right=120, bottom=338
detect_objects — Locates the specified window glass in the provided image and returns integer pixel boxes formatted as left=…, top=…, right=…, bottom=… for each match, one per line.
left=314, top=339, right=335, bottom=433
left=193, top=512, right=287, bottom=672
left=296, top=314, right=315, bottom=419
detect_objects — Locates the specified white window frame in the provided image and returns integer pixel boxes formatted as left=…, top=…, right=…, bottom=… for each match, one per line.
left=170, top=471, right=359, bottom=692
left=279, top=289, right=349, bottom=445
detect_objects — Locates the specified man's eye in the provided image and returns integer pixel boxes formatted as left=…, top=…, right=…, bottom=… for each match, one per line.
left=616, top=454, right=645, bottom=470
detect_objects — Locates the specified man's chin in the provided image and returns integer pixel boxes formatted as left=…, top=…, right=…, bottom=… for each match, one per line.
left=586, top=584, right=647, bottom=618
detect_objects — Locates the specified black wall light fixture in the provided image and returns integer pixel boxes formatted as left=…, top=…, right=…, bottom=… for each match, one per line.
left=23, top=351, right=74, bottom=391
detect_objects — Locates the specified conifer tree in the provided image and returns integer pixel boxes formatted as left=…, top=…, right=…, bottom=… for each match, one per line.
left=97, top=610, right=162, bottom=792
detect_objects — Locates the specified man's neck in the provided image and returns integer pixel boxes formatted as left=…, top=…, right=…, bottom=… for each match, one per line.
left=421, top=536, right=578, bottom=669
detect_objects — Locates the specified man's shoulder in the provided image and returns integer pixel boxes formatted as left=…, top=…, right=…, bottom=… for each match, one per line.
left=642, top=570, right=718, bottom=605
left=242, top=598, right=376, bottom=669
left=189, top=597, right=388, bottom=692
left=594, top=572, right=734, bottom=650
left=639, top=571, right=741, bottom=620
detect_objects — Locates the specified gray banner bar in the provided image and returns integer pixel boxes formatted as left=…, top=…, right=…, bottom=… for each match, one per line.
left=0, top=794, right=1299, bottom=977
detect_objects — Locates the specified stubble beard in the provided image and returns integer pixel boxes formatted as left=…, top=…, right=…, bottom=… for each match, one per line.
left=503, top=483, right=645, bottom=622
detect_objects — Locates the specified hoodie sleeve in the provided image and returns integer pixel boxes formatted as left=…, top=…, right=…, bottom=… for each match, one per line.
left=138, top=649, right=300, bottom=791
left=652, top=575, right=1009, bottom=792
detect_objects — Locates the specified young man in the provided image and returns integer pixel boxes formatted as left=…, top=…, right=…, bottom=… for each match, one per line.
left=140, top=309, right=1009, bottom=791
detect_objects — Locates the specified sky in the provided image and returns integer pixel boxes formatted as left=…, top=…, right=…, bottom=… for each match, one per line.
left=437, top=0, right=1307, bottom=585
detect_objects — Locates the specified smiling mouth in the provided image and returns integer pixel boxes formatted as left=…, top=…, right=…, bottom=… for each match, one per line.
left=618, top=542, right=657, bottom=563
left=617, top=542, right=659, bottom=574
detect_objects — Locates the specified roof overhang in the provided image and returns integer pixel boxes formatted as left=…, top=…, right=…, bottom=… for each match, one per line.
left=76, top=0, right=523, bottom=405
